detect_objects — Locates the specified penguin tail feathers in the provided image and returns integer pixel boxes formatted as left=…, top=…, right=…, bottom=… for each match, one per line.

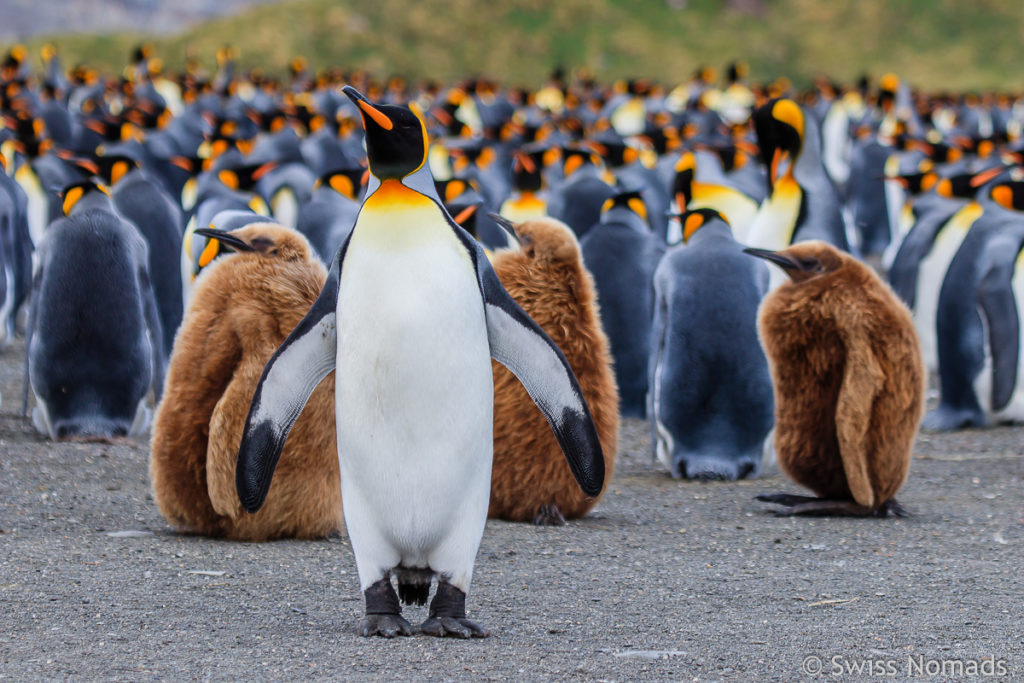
left=396, top=568, right=433, bottom=606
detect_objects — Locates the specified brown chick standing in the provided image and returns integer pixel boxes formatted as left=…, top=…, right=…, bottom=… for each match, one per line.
left=488, top=216, right=619, bottom=524
left=150, top=223, right=341, bottom=540
left=745, top=241, right=924, bottom=516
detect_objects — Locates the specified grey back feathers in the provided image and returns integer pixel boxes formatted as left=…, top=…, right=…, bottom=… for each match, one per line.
left=649, top=215, right=773, bottom=480
left=26, top=208, right=162, bottom=439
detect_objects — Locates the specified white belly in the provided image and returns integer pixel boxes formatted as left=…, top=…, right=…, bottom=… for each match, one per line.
left=334, top=230, right=494, bottom=569
left=915, top=203, right=980, bottom=373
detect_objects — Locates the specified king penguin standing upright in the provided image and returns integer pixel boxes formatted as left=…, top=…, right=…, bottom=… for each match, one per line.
left=234, top=88, right=604, bottom=638
left=745, top=98, right=850, bottom=277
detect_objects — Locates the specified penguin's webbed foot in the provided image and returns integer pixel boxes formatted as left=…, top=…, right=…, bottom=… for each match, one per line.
left=419, top=615, right=490, bottom=638
left=876, top=499, right=909, bottom=518
left=759, top=493, right=907, bottom=517
left=359, top=577, right=413, bottom=638
left=920, top=406, right=986, bottom=432
left=359, top=613, right=414, bottom=638
left=419, top=580, right=490, bottom=639
left=755, top=493, right=819, bottom=506
left=534, top=503, right=566, bottom=526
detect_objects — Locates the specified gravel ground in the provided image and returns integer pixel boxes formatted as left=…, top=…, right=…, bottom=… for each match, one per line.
left=1, top=338, right=1022, bottom=682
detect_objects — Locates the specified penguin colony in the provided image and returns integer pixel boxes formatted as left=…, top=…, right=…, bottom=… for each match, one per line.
left=2, top=40, right=1022, bottom=634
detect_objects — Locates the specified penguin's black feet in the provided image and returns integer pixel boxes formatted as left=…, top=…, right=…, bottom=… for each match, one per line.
left=876, top=499, right=909, bottom=518
left=419, top=580, right=490, bottom=639
left=360, top=613, right=414, bottom=638
left=534, top=503, right=566, bottom=526
left=420, top=615, right=490, bottom=638
left=755, top=493, right=820, bottom=506
left=359, top=577, right=413, bottom=638
left=920, top=406, right=985, bottom=432
left=758, top=493, right=908, bottom=517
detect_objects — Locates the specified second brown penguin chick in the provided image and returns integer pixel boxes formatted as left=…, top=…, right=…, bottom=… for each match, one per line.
left=150, top=223, right=341, bottom=540
left=746, top=241, right=924, bottom=517
left=489, top=217, right=620, bottom=525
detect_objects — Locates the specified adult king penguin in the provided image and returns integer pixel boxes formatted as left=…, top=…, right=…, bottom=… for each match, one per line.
left=234, top=88, right=604, bottom=639
left=745, top=99, right=850, bottom=283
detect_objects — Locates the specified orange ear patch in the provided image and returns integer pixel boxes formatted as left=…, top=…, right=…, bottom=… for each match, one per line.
left=111, top=160, right=130, bottom=185
left=627, top=197, right=647, bottom=221
left=198, top=236, right=221, bottom=268
left=218, top=169, right=239, bottom=190
left=62, top=186, right=84, bottom=215
left=445, top=180, right=466, bottom=202
left=683, top=213, right=705, bottom=242
left=991, top=184, right=1014, bottom=209
left=329, top=174, right=355, bottom=199
left=564, top=154, right=585, bottom=177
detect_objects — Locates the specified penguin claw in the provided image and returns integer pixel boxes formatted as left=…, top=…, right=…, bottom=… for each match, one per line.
left=765, top=498, right=903, bottom=517
left=359, top=613, right=414, bottom=638
left=534, top=504, right=566, bottom=526
left=755, top=493, right=820, bottom=505
left=419, top=616, right=490, bottom=639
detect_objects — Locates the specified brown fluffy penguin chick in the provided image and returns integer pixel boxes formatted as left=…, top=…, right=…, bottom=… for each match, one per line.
left=489, top=217, right=619, bottom=525
left=746, top=241, right=924, bottom=517
left=149, top=223, right=341, bottom=540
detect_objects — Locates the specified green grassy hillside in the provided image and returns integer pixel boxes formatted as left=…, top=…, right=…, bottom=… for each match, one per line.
left=13, top=0, right=1024, bottom=90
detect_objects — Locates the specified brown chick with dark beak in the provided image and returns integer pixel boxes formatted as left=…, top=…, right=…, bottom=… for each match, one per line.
left=745, top=241, right=924, bottom=516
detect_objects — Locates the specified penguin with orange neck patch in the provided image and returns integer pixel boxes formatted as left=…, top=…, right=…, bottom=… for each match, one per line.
left=924, top=181, right=1024, bottom=430
left=746, top=99, right=850, bottom=271
left=746, top=241, right=923, bottom=516
left=235, top=87, right=604, bottom=638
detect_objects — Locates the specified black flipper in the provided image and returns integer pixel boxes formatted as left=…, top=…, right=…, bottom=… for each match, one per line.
left=235, top=245, right=344, bottom=513
left=475, top=244, right=605, bottom=497
left=977, top=254, right=1020, bottom=412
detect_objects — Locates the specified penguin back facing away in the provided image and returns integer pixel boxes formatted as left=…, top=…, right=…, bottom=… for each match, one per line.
left=150, top=222, right=340, bottom=540
left=650, top=210, right=773, bottom=480
left=580, top=192, right=664, bottom=418
left=28, top=208, right=162, bottom=440
left=489, top=217, right=619, bottom=524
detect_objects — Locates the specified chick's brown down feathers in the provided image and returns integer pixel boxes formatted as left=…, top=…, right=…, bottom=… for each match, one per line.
left=757, top=242, right=924, bottom=509
left=489, top=218, right=619, bottom=521
left=150, top=224, right=341, bottom=540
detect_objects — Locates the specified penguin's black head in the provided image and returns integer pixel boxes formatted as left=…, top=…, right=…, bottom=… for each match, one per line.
left=743, top=241, right=843, bottom=284
left=934, top=172, right=979, bottom=200
left=989, top=181, right=1024, bottom=211
left=445, top=198, right=483, bottom=239
left=673, top=208, right=728, bottom=243
left=94, top=154, right=139, bottom=186
left=672, top=151, right=696, bottom=207
left=60, top=179, right=110, bottom=216
left=512, top=148, right=545, bottom=192
left=317, top=167, right=366, bottom=200
left=753, top=98, right=804, bottom=189
left=343, top=86, right=427, bottom=180
left=601, top=189, right=648, bottom=226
